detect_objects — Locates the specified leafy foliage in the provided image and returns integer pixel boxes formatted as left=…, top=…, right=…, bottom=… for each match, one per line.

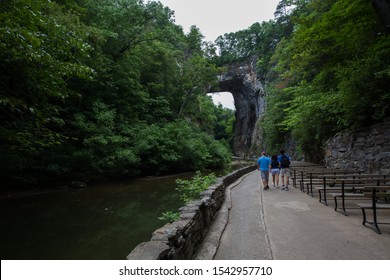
left=158, top=211, right=180, bottom=223
left=210, top=0, right=390, bottom=162
left=175, top=171, right=217, bottom=204
left=159, top=171, right=217, bottom=222
left=262, top=0, right=390, bottom=161
left=4, top=0, right=387, bottom=185
left=0, top=0, right=93, bottom=151
left=0, top=0, right=233, bottom=187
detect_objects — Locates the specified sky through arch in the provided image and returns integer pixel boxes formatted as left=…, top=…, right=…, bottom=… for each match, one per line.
left=208, top=92, right=235, bottom=110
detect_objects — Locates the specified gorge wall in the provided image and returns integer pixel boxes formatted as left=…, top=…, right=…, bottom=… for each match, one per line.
left=325, top=122, right=390, bottom=173
left=219, top=57, right=266, bottom=157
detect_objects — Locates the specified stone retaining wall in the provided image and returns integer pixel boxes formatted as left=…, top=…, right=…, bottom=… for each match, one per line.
left=127, top=165, right=257, bottom=260
left=325, top=122, right=390, bottom=173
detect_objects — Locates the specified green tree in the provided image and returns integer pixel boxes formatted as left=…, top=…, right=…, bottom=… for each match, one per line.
left=0, top=0, right=93, bottom=149
left=1, top=0, right=234, bottom=187
left=265, top=0, right=390, bottom=162
left=0, top=0, right=93, bottom=184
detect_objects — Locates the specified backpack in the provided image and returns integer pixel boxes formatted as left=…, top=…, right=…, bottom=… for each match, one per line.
left=281, top=155, right=290, bottom=168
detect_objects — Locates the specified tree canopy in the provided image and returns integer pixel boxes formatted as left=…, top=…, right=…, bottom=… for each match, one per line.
left=263, top=0, right=390, bottom=161
left=2, top=0, right=390, bottom=186
left=0, top=0, right=233, bottom=187
left=212, top=0, right=390, bottom=160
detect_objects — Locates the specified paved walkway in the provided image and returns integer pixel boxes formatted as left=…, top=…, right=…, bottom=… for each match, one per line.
left=195, top=168, right=390, bottom=260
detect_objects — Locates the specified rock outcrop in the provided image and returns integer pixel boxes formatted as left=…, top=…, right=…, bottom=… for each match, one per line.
left=219, top=57, right=266, bottom=157
left=325, top=122, right=390, bottom=173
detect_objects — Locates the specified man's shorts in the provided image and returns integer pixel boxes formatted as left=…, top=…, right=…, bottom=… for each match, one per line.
left=260, top=170, right=270, bottom=182
left=280, top=168, right=291, bottom=177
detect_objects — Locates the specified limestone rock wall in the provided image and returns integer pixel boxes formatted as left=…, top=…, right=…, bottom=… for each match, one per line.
left=219, top=58, right=266, bottom=157
left=127, top=165, right=257, bottom=260
left=325, top=122, right=390, bottom=173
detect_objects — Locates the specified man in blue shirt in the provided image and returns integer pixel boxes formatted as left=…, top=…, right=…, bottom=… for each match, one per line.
left=257, top=151, right=271, bottom=190
left=278, top=149, right=292, bottom=191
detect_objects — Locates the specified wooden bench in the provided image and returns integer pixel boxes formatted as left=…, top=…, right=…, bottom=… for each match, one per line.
left=299, top=170, right=360, bottom=197
left=330, top=178, right=390, bottom=214
left=356, top=186, right=390, bottom=234
left=303, top=180, right=323, bottom=195
left=291, top=166, right=328, bottom=188
left=316, top=185, right=362, bottom=206
left=294, top=168, right=361, bottom=192
left=329, top=187, right=367, bottom=215
left=316, top=175, right=388, bottom=206
left=303, top=171, right=360, bottom=196
left=291, top=168, right=351, bottom=193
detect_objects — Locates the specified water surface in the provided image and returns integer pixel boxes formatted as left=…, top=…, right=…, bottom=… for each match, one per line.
left=0, top=175, right=183, bottom=260
left=0, top=163, right=252, bottom=260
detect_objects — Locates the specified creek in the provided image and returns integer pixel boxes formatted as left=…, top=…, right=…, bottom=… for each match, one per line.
left=0, top=164, right=248, bottom=260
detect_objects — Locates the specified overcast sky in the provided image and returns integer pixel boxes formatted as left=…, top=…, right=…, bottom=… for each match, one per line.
left=155, top=0, right=281, bottom=109
left=156, top=0, right=281, bottom=42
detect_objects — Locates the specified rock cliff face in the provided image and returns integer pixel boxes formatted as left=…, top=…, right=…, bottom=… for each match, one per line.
left=325, top=122, right=390, bottom=173
left=219, top=58, right=266, bottom=157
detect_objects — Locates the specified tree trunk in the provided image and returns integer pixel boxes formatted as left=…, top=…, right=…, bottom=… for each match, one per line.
left=371, top=0, right=390, bottom=33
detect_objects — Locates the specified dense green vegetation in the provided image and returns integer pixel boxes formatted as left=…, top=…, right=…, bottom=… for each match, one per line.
left=213, top=0, right=390, bottom=161
left=2, top=0, right=390, bottom=186
left=0, top=0, right=233, bottom=187
left=159, top=171, right=217, bottom=222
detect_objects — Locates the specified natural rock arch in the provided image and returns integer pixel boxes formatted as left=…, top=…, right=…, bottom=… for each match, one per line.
left=218, top=57, right=266, bottom=157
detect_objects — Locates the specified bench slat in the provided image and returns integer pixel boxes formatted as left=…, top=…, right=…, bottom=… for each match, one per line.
left=357, top=203, right=390, bottom=209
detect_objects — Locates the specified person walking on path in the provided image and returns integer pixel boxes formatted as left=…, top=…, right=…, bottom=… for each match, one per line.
left=270, top=154, right=280, bottom=188
left=278, top=149, right=292, bottom=191
left=257, top=151, right=271, bottom=190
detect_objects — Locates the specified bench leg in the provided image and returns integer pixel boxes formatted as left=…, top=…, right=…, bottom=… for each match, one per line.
left=361, top=207, right=382, bottom=234
left=334, top=197, right=348, bottom=215
left=319, top=190, right=328, bottom=206
left=306, top=183, right=313, bottom=196
left=342, top=196, right=347, bottom=216
left=372, top=206, right=381, bottom=234
left=361, top=208, right=366, bottom=226
left=323, top=189, right=328, bottom=206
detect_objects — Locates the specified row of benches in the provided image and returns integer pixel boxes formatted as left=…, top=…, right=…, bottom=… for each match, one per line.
left=290, top=164, right=390, bottom=234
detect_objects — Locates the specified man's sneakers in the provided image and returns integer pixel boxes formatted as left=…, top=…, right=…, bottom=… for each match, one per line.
left=264, top=185, right=289, bottom=191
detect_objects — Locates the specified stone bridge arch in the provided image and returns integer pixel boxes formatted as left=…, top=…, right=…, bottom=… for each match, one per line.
left=218, top=57, right=266, bottom=157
